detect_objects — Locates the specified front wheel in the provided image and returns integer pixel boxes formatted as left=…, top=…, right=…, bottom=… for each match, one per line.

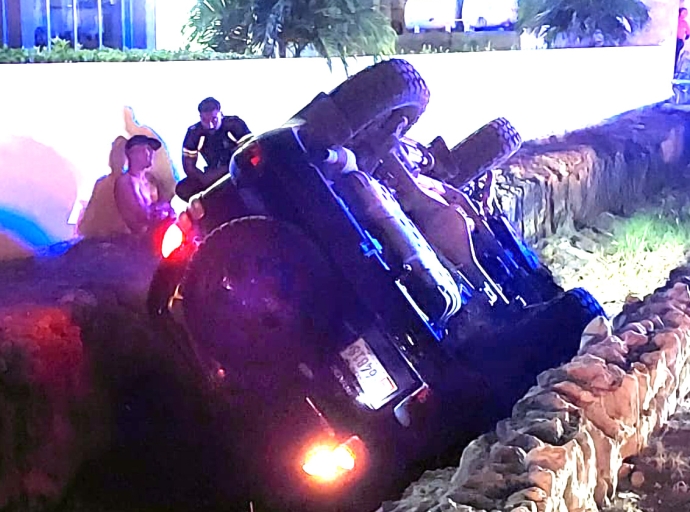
left=328, top=58, right=430, bottom=144
left=424, top=117, right=522, bottom=193
left=452, top=287, right=606, bottom=421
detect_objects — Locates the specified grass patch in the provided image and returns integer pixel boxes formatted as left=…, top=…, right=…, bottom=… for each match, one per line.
left=602, top=213, right=690, bottom=299
left=611, top=213, right=690, bottom=256
left=543, top=211, right=690, bottom=316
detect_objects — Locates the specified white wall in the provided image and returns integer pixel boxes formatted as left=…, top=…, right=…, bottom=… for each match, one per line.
left=0, top=45, right=675, bottom=255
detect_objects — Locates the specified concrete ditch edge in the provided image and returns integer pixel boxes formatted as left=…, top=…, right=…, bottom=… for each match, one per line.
left=496, top=106, right=690, bottom=243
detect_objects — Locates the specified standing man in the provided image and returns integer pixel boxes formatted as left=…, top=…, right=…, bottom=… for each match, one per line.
left=176, top=97, right=251, bottom=201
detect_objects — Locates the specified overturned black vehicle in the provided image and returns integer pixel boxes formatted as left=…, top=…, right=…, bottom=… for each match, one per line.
left=148, top=59, right=606, bottom=511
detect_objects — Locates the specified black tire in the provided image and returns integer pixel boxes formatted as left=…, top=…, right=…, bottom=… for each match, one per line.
left=445, top=117, right=522, bottom=187
left=287, top=59, right=429, bottom=171
left=454, top=287, right=606, bottom=420
left=328, top=58, right=430, bottom=143
left=564, top=286, right=608, bottom=319
left=180, top=216, right=337, bottom=387
left=512, top=287, right=607, bottom=347
left=446, top=288, right=604, bottom=423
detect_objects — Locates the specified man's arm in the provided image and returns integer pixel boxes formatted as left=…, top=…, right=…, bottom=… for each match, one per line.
left=225, top=116, right=252, bottom=142
left=114, top=175, right=151, bottom=234
left=182, top=127, right=206, bottom=181
left=145, top=172, right=176, bottom=219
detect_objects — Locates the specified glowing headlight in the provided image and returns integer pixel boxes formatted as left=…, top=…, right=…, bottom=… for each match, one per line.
left=301, top=436, right=364, bottom=483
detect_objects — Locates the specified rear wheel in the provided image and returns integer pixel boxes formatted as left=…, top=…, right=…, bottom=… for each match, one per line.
left=294, top=59, right=431, bottom=171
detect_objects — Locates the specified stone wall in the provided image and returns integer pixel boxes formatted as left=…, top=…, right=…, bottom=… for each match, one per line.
left=496, top=107, right=690, bottom=242
left=383, top=268, right=690, bottom=512
left=0, top=305, right=108, bottom=510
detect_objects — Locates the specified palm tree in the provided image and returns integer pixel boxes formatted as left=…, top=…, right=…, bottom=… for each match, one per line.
left=186, top=0, right=398, bottom=67
left=517, top=0, right=650, bottom=48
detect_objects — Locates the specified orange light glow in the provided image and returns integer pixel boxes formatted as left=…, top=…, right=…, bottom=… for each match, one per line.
left=332, top=445, right=356, bottom=471
left=301, top=436, right=363, bottom=482
left=245, top=142, right=262, bottom=167
left=161, top=223, right=185, bottom=258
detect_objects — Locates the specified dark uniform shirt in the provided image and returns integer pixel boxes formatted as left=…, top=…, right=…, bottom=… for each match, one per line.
left=182, top=116, right=251, bottom=170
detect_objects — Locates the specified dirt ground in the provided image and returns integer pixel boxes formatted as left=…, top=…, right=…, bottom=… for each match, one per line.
left=604, top=399, right=690, bottom=512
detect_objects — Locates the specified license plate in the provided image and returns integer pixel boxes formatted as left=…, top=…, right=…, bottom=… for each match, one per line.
left=340, top=338, right=397, bottom=407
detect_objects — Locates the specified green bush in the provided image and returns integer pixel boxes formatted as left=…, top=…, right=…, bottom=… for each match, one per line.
left=517, top=0, right=650, bottom=47
left=187, top=0, right=397, bottom=69
left=0, top=38, right=252, bottom=64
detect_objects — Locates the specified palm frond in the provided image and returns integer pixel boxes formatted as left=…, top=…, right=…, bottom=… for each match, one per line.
left=517, top=0, right=650, bottom=46
left=186, top=0, right=396, bottom=64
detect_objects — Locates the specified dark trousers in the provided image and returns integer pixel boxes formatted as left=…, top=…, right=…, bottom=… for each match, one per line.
left=175, top=177, right=206, bottom=202
left=175, top=167, right=229, bottom=202
left=676, top=38, right=685, bottom=74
